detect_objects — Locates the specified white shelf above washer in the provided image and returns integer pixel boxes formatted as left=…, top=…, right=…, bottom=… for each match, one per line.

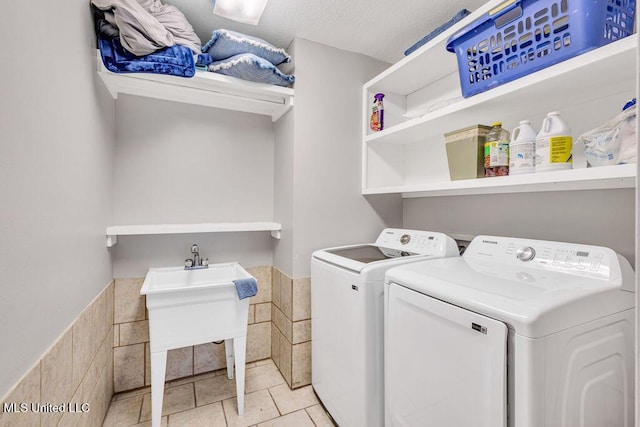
left=105, top=221, right=282, bottom=247
left=96, top=51, right=294, bottom=122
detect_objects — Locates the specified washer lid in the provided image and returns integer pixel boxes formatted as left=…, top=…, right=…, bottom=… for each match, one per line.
left=385, top=235, right=635, bottom=339
left=313, top=229, right=460, bottom=273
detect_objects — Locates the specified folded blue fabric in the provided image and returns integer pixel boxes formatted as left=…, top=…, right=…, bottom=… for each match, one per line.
left=98, top=37, right=195, bottom=78
left=233, top=277, right=258, bottom=300
left=208, top=53, right=295, bottom=87
left=202, top=29, right=291, bottom=65
left=404, top=9, right=471, bottom=56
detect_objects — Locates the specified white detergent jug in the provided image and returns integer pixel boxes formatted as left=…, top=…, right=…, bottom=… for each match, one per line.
left=535, top=112, right=572, bottom=172
left=510, top=120, right=537, bottom=174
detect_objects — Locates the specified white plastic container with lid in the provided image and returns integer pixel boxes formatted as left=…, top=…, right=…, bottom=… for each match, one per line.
left=535, top=112, right=572, bottom=172
left=509, top=120, right=537, bottom=174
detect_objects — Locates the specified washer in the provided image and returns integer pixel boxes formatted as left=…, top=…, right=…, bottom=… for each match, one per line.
left=311, top=228, right=459, bottom=427
left=384, top=235, right=635, bottom=427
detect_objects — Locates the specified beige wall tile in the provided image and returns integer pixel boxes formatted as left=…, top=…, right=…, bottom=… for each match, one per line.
left=166, top=347, right=193, bottom=381
left=168, top=401, right=226, bottom=427
left=139, top=383, right=195, bottom=421
left=85, top=360, right=112, bottom=427
left=72, top=303, right=95, bottom=391
left=247, top=322, right=271, bottom=363
left=114, top=278, right=146, bottom=324
left=82, top=328, right=112, bottom=403
left=273, top=305, right=292, bottom=342
left=114, top=344, right=145, bottom=393
left=222, top=389, right=280, bottom=427
left=280, top=272, right=293, bottom=320
left=255, top=303, right=271, bottom=323
left=269, top=384, right=319, bottom=415
left=194, top=342, right=226, bottom=375
left=144, top=343, right=151, bottom=387
left=292, top=320, right=311, bottom=344
left=0, top=363, right=41, bottom=427
left=305, top=404, right=336, bottom=427
left=279, top=333, right=292, bottom=388
left=292, top=342, right=312, bottom=389
left=93, top=285, right=109, bottom=351
left=257, top=409, right=315, bottom=427
left=119, top=320, right=150, bottom=346
left=41, top=328, right=73, bottom=426
left=106, top=281, right=115, bottom=336
left=248, top=304, right=255, bottom=325
left=272, top=268, right=282, bottom=309
left=271, top=323, right=281, bottom=370
left=247, top=266, right=272, bottom=304
left=292, top=278, right=311, bottom=321
left=113, top=325, right=120, bottom=348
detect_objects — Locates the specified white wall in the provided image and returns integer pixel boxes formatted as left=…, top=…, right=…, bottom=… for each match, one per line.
left=0, top=1, right=115, bottom=398
left=111, top=96, right=276, bottom=276
left=273, top=109, right=295, bottom=274
left=285, top=39, right=403, bottom=278
left=404, top=189, right=636, bottom=264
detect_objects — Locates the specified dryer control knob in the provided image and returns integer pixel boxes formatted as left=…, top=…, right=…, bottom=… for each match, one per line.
left=400, top=234, right=411, bottom=245
left=516, top=246, right=536, bottom=262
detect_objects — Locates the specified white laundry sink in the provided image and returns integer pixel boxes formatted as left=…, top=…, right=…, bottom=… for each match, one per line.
left=141, top=262, right=255, bottom=427
left=141, top=262, right=253, bottom=351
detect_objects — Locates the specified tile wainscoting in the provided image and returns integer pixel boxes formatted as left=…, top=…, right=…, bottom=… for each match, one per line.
left=0, top=265, right=313, bottom=427
left=0, top=281, right=115, bottom=427
left=271, top=268, right=312, bottom=389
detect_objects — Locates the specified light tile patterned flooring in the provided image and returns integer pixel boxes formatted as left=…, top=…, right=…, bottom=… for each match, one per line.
left=102, top=359, right=336, bottom=427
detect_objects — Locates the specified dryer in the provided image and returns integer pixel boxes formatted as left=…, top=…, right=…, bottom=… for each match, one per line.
left=384, top=235, right=635, bottom=427
left=311, top=228, right=459, bottom=427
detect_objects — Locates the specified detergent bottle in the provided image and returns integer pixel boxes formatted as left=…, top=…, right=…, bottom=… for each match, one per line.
left=535, top=112, right=572, bottom=172
left=509, top=120, right=537, bottom=174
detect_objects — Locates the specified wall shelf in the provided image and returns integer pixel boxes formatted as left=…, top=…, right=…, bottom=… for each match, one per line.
left=96, top=51, right=294, bottom=122
left=105, top=222, right=282, bottom=247
left=363, top=164, right=636, bottom=198
left=361, top=0, right=638, bottom=198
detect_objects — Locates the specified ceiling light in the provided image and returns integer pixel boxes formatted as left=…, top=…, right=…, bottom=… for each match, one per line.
left=213, top=0, right=269, bottom=25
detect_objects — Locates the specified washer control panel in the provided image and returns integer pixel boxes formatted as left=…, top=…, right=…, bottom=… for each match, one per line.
left=466, top=235, right=617, bottom=279
left=375, top=229, right=459, bottom=257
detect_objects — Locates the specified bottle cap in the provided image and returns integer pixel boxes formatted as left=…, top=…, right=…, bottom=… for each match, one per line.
left=491, top=122, right=502, bottom=127
left=519, top=120, right=530, bottom=124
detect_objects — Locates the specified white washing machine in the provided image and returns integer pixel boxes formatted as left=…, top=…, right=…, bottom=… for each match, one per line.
left=311, top=228, right=460, bottom=427
left=384, top=235, right=636, bottom=427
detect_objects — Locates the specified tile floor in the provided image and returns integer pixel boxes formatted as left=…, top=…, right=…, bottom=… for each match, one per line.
left=102, top=359, right=336, bottom=427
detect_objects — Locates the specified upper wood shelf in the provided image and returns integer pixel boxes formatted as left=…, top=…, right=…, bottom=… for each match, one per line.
left=96, top=51, right=294, bottom=122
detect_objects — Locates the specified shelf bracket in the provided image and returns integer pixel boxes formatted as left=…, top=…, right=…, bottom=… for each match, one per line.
left=106, top=235, right=118, bottom=248
left=270, top=230, right=281, bottom=239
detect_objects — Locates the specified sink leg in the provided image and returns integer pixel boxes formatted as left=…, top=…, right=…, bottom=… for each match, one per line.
left=233, top=336, right=247, bottom=415
left=150, top=350, right=167, bottom=427
left=225, top=339, right=235, bottom=379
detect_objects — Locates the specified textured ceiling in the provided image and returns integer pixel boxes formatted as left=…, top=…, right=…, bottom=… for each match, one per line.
left=165, top=0, right=488, bottom=64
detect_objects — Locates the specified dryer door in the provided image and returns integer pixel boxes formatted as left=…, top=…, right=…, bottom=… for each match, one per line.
left=385, top=283, right=508, bottom=427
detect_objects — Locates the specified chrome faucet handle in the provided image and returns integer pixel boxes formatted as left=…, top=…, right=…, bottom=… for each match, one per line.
left=201, top=258, right=209, bottom=267
left=191, top=244, right=199, bottom=254
left=184, top=258, right=194, bottom=268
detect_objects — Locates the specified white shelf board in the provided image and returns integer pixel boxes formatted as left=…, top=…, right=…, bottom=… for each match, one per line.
left=96, top=51, right=294, bottom=122
left=363, top=1, right=496, bottom=95
left=105, top=222, right=282, bottom=247
left=365, top=36, right=637, bottom=146
left=363, top=164, right=636, bottom=198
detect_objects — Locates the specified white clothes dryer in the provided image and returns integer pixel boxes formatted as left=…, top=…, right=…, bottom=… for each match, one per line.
left=384, top=235, right=635, bottom=427
left=311, top=229, right=459, bottom=427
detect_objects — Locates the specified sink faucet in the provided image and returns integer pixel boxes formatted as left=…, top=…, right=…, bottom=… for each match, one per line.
left=185, top=244, right=209, bottom=270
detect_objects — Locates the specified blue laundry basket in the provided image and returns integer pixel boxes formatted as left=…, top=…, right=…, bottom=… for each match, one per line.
left=446, top=0, right=636, bottom=98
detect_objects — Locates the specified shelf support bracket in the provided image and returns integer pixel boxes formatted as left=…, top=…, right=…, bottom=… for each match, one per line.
left=270, top=230, right=281, bottom=239
left=106, top=235, right=118, bottom=247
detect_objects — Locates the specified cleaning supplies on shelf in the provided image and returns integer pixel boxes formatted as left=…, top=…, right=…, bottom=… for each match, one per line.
left=578, top=98, right=637, bottom=167
left=484, top=122, right=510, bottom=176
left=444, top=124, right=492, bottom=181
left=370, top=93, right=385, bottom=132
left=536, top=112, right=572, bottom=172
left=509, top=120, right=537, bottom=174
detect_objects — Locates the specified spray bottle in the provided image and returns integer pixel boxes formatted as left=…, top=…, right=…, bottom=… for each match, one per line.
left=370, top=93, right=385, bottom=132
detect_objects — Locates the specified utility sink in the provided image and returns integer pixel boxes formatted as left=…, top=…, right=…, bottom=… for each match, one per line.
left=141, top=262, right=255, bottom=427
